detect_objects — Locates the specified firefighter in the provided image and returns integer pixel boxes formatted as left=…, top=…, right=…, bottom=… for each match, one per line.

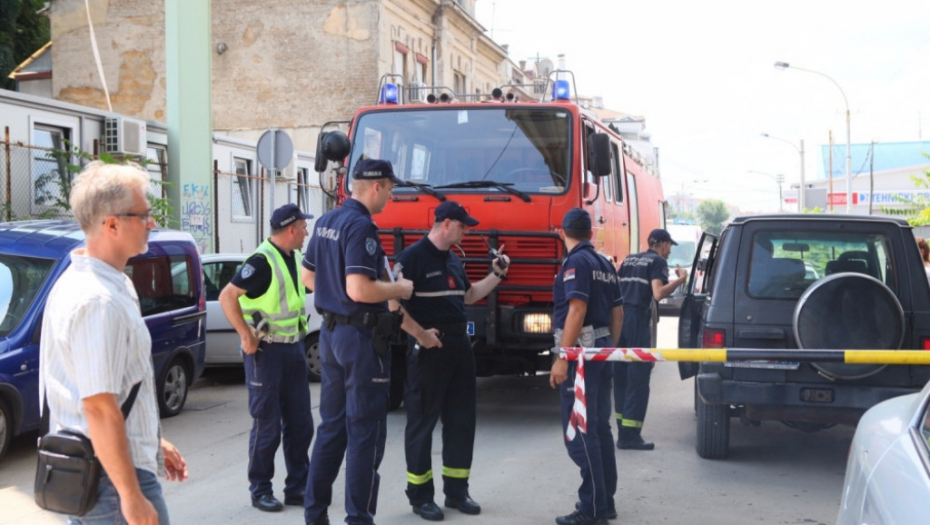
left=395, top=201, right=509, bottom=521
left=614, top=228, right=687, bottom=450
left=301, top=159, right=414, bottom=525
left=549, top=208, right=623, bottom=525
left=218, top=203, right=315, bottom=512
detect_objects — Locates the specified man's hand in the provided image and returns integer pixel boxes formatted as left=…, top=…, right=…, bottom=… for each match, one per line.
left=674, top=266, right=687, bottom=280
left=416, top=328, right=442, bottom=349
left=161, top=438, right=188, bottom=482
left=549, top=358, right=569, bottom=389
left=240, top=331, right=260, bottom=355
left=122, top=494, right=159, bottom=525
left=395, top=271, right=414, bottom=300
left=491, top=255, right=510, bottom=276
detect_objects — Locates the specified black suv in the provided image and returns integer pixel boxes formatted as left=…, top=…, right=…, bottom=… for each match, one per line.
left=679, top=214, right=930, bottom=459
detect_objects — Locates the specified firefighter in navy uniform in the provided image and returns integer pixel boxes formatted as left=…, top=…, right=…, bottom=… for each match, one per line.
left=613, top=228, right=687, bottom=450
left=395, top=201, right=509, bottom=522
left=300, top=159, right=414, bottom=525
left=218, top=203, right=315, bottom=513
left=550, top=208, right=624, bottom=525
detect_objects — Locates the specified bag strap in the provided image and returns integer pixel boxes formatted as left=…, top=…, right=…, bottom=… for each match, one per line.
left=41, top=381, right=142, bottom=436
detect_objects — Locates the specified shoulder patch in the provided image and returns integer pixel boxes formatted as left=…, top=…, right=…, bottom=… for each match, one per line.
left=365, top=237, right=378, bottom=256
left=563, top=268, right=576, bottom=281
left=240, top=263, right=255, bottom=279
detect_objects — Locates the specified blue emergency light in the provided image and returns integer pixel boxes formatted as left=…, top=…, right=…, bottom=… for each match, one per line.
left=380, top=83, right=399, bottom=104
left=553, top=80, right=571, bottom=101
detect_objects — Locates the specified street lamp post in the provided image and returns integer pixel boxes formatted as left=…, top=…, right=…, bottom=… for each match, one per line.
left=774, top=61, right=851, bottom=213
left=747, top=170, right=785, bottom=212
left=761, top=133, right=805, bottom=211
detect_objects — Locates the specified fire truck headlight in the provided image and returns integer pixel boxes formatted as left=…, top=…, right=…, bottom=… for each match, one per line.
left=553, top=80, right=571, bottom=101
left=523, top=313, right=552, bottom=334
left=380, top=83, right=399, bottom=104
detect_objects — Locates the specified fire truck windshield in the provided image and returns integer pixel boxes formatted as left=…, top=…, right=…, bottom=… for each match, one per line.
left=346, top=107, right=571, bottom=195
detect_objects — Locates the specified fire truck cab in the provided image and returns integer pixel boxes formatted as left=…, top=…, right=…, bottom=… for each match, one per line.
left=316, top=75, right=666, bottom=406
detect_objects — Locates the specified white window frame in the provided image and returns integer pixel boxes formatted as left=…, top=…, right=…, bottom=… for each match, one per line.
left=29, top=119, right=74, bottom=215
left=231, top=155, right=255, bottom=223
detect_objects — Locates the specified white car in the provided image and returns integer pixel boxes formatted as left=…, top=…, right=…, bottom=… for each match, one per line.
left=836, top=378, right=930, bottom=524
left=202, top=253, right=322, bottom=381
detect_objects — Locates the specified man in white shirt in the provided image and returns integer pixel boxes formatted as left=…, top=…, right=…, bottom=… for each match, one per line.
left=40, top=161, right=188, bottom=525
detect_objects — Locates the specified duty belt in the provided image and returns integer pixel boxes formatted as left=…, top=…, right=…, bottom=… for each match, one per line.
left=320, top=310, right=378, bottom=330
left=423, top=322, right=468, bottom=337
left=554, top=325, right=611, bottom=348
left=258, top=333, right=302, bottom=344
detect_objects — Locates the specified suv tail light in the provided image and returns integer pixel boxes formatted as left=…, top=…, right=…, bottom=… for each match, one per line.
left=703, top=328, right=726, bottom=348
left=921, top=337, right=930, bottom=350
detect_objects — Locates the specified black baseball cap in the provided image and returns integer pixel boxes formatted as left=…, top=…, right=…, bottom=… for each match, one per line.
left=270, top=203, right=313, bottom=230
left=648, top=228, right=678, bottom=246
left=434, top=201, right=479, bottom=226
left=352, top=159, right=403, bottom=184
left=561, top=208, right=592, bottom=232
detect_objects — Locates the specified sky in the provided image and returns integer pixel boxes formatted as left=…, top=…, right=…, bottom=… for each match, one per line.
left=474, top=0, right=930, bottom=212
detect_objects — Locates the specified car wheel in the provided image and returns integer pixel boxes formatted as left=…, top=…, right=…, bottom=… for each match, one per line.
left=158, top=358, right=190, bottom=418
left=696, top=389, right=729, bottom=459
left=0, top=397, right=12, bottom=462
left=304, top=332, right=321, bottom=383
left=388, top=344, right=406, bottom=411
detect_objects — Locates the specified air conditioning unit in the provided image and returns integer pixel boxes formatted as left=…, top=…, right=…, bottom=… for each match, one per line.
left=409, top=81, right=428, bottom=102
left=104, top=116, right=147, bottom=157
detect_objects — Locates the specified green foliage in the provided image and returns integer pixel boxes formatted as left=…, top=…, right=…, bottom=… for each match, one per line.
left=36, top=141, right=174, bottom=226
left=696, top=199, right=730, bottom=235
left=0, top=0, right=50, bottom=90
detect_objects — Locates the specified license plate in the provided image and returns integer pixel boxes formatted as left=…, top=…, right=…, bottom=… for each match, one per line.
left=467, top=322, right=475, bottom=336
left=724, top=361, right=800, bottom=370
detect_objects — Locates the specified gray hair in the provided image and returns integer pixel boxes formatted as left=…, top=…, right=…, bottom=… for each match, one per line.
left=69, top=161, right=150, bottom=231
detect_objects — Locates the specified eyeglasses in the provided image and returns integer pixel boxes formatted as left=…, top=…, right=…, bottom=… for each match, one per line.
left=115, top=210, right=155, bottom=222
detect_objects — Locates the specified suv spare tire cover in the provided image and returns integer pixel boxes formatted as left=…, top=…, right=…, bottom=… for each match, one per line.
left=793, top=272, right=904, bottom=380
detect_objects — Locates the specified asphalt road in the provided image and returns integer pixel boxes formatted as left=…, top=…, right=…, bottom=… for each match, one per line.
left=0, top=317, right=852, bottom=525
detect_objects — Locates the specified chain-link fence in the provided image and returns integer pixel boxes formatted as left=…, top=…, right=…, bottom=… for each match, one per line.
left=0, top=138, right=328, bottom=255
left=213, top=167, right=330, bottom=254
left=0, top=139, right=168, bottom=222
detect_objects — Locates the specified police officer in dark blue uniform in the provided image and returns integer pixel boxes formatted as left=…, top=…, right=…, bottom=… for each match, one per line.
left=395, top=201, right=509, bottom=522
left=301, top=159, right=414, bottom=525
left=218, top=203, right=315, bottom=513
left=614, top=228, right=687, bottom=451
left=550, top=208, right=623, bottom=525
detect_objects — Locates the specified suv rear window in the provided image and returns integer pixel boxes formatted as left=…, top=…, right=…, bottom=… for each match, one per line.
left=125, top=255, right=197, bottom=316
left=748, top=230, right=893, bottom=299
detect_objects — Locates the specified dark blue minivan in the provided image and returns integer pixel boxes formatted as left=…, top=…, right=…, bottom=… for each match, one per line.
left=0, top=220, right=207, bottom=460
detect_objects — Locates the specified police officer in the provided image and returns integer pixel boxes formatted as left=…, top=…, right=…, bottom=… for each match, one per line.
left=218, top=203, right=315, bottom=512
left=550, top=208, right=623, bottom=525
left=613, top=228, right=687, bottom=450
left=395, top=201, right=509, bottom=521
left=301, top=159, right=414, bottom=525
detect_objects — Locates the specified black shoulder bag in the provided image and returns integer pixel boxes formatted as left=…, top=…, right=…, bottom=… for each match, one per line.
left=34, top=382, right=141, bottom=516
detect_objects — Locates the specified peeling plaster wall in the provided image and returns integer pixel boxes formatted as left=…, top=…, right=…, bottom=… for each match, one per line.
left=51, top=0, right=166, bottom=120
left=47, top=0, right=505, bottom=152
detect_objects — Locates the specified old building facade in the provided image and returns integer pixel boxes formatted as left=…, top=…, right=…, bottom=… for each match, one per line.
left=47, top=0, right=513, bottom=150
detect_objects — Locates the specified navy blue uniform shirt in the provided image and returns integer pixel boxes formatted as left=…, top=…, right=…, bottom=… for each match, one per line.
left=553, top=241, right=623, bottom=330
left=618, top=250, right=668, bottom=307
left=231, top=241, right=301, bottom=299
left=395, top=236, right=471, bottom=326
left=303, top=198, right=387, bottom=317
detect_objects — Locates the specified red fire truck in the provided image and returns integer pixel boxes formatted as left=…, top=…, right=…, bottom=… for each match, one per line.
left=316, top=75, right=667, bottom=406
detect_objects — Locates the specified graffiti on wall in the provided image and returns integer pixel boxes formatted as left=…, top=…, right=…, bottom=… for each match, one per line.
left=181, top=183, right=212, bottom=254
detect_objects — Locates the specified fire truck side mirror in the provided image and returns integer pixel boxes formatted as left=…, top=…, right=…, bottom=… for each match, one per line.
left=315, top=131, right=351, bottom=172
left=586, top=133, right=612, bottom=177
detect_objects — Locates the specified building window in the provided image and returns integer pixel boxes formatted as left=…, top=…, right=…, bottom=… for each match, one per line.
left=232, top=157, right=253, bottom=220
left=454, top=71, right=466, bottom=95
left=291, top=167, right=311, bottom=210
left=31, top=124, right=70, bottom=213
left=146, top=145, right=168, bottom=197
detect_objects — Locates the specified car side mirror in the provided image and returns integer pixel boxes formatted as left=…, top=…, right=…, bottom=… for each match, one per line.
left=586, top=133, right=611, bottom=177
